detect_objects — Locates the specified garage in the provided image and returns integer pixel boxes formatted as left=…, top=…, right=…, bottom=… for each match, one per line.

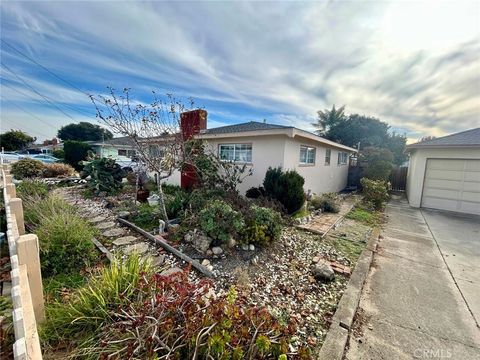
left=405, top=127, right=480, bottom=215
left=421, top=159, right=480, bottom=215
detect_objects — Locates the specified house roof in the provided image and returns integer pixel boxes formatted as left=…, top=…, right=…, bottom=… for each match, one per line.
left=90, top=136, right=136, bottom=147
left=200, top=121, right=357, bottom=152
left=203, top=121, right=291, bottom=134
left=406, top=127, right=480, bottom=150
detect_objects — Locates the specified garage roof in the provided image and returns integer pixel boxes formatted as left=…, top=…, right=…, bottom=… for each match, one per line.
left=406, top=127, right=480, bottom=150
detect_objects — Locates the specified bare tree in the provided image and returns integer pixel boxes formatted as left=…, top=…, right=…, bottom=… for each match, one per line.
left=90, top=88, right=195, bottom=225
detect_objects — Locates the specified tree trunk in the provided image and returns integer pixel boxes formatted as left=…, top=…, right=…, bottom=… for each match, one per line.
left=156, top=173, right=170, bottom=229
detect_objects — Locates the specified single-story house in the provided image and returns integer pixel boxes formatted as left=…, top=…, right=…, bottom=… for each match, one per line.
left=163, top=110, right=356, bottom=194
left=406, top=127, right=480, bottom=215
left=90, top=137, right=136, bottom=162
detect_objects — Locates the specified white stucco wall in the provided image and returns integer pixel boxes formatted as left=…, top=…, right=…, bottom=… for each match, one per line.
left=406, top=147, right=480, bottom=207
left=283, top=137, right=350, bottom=195
left=203, top=135, right=286, bottom=193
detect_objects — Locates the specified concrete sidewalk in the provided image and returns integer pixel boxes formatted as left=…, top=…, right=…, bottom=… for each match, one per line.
left=345, top=199, right=480, bottom=360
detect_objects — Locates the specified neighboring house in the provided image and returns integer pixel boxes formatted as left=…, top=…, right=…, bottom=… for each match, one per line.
left=405, top=128, right=480, bottom=215
left=90, top=136, right=136, bottom=162
left=193, top=117, right=357, bottom=194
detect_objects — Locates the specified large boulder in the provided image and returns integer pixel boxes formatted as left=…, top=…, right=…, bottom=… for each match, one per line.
left=192, top=232, right=213, bottom=253
left=312, top=259, right=335, bottom=282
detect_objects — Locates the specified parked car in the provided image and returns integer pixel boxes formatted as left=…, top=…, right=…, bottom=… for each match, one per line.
left=0, top=152, right=25, bottom=163
left=28, top=154, right=60, bottom=163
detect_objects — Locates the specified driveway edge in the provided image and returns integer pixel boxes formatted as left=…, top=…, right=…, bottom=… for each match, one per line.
left=317, top=228, right=380, bottom=360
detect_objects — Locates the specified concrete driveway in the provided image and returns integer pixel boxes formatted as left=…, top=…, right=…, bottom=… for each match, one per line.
left=422, top=209, right=480, bottom=328
left=345, top=199, right=480, bottom=360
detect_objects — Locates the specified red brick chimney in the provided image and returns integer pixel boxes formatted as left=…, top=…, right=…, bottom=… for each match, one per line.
left=180, top=109, right=207, bottom=189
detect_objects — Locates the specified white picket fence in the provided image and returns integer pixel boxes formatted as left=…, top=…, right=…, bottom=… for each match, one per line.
left=1, top=163, right=44, bottom=359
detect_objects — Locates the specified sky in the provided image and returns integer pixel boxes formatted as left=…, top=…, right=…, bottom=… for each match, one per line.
left=0, top=0, right=479, bottom=144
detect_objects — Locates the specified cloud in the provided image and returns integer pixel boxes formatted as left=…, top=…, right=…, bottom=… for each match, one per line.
left=0, top=0, right=479, bottom=142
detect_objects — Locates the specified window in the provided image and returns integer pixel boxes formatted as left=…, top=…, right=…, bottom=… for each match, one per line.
left=300, top=146, right=316, bottom=165
left=118, top=149, right=136, bottom=158
left=325, top=149, right=331, bottom=166
left=337, top=152, right=348, bottom=165
left=118, top=149, right=127, bottom=156
left=219, top=144, right=252, bottom=162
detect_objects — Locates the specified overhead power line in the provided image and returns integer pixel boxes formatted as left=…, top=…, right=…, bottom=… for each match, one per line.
left=1, top=98, right=59, bottom=131
left=1, top=62, right=76, bottom=120
left=1, top=39, right=90, bottom=96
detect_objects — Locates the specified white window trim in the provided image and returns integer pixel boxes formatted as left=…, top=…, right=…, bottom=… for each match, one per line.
left=299, top=145, right=316, bottom=165
left=337, top=152, right=348, bottom=165
left=218, top=143, right=253, bottom=163
left=325, top=149, right=331, bottom=166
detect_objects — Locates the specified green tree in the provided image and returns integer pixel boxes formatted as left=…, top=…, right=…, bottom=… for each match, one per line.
left=359, top=147, right=394, bottom=181
left=312, top=105, right=346, bottom=137
left=63, top=141, right=92, bottom=170
left=318, top=112, right=407, bottom=165
left=0, top=130, right=36, bottom=151
left=57, top=122, right=113, bottom=142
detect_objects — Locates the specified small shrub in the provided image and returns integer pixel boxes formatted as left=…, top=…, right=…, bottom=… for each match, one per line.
left=310, top=192, right=341, bottom=213
left=36, top=212, right=97, bottom=276
left=199, top=200, right=244, bottom=244
left=244, top=206, right=283, bottom=245
left=82, top=157, right=125, bottom=195
left=51, top=149, right=64, bottom=159
left=16, top=180, right=49, bottom=200
left=245, top=186, right=266, bottom=199
left=263, top=167, right=283, bottom=198
left=11, top=158, right=44, bottom=179
left=129, top=203, right=161, bottom=232
left=188, top=188, right=226, bottom=213
left=23, top=194, right=76, bottom=229
left=40, top=254, right=153, bottom=344
left=42, top=163, right=75, bottom=178
left=163, top=187, right=189, bottom=219
left=263, top=167, right=305, bottom=214
left=361, top=177, right=389, bottom=209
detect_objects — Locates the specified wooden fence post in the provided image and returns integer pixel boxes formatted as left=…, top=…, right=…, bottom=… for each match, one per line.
left=9, top=198, right=25, bottom=235
left=6, top=183, right=16, bottom=198
left=16, top=234, right=45, bottom=323
left=17, top=264, right=42, bottom=358
left=5, top=174, right=13, bottom=184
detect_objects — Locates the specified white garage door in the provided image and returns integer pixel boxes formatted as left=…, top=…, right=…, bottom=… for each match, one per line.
left=422, top=159, right=480, bottom=215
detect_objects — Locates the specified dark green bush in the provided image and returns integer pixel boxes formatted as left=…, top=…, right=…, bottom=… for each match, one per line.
left=199, top=200, right=244, bottom=244
left=36, top=212, right=96, bottom=276
left=82, top=157, right=125, bottom=195
left=244, top=206, right=282, bottom=245
left=51, top=149, right=65, bottom=159
left=11, top=158, right=44, bottom=179
left=245, top=186, right=266, bottom=199
left=360, top=147, right=394, bottom=181
left=263, top=167, right=305, bottom=214
left=310, top=192, right=341, bottom=213
left=129, top=203, right=161, bottom=232
left=63, top=140, right=91, bottom=170
left=360, top=177, right=389, bottom=209
left=188, top=188, right=226, bottom=213
left=16, top=179, right=49, bottom=200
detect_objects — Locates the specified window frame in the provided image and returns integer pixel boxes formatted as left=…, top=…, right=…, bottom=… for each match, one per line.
left=325, top=149, right=331, bottom=166
left=337, top=152, right=348, bottom=165
left=299, top=145, right=316, bottom=165
left=117, top=149, right=127, bottom=156
left=218, top=143, right=253, bottom=163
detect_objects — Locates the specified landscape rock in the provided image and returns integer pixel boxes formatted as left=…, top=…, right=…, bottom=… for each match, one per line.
left=201, top=259, right=211, bottom=266
left=312, top=260, right=335, bottom=282
left=249, top=244, right=255, bottom=251
left=102, top=228, right=126, bottom=237
left=123, top=242, right=150, bottom=255
left=226, top=237, right=236, bottom=248
left=96, top=221, right=116, bottom=230
left=145, top=254, right=165, bottom=266
left=112, top=236, right=137, bottom=246
left=117, top=211, right=130, bottom=219
left=212, top=246, right=223, bottom=255
left=241, top=244, right=249, bottom=251
left=90, top=216, right=107, bottom=224
left=192, top=233, right=213, bottom=253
